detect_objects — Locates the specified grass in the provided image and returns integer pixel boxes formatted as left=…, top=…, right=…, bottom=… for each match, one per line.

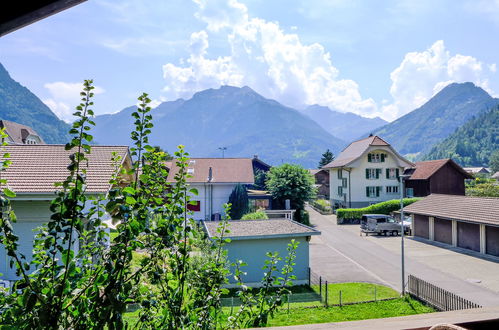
left=122, top=283, right=434, bottom=327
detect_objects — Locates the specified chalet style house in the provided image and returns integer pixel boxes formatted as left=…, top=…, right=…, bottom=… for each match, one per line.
left=0, top=120, right=45, bottom=144
left=166, top=158, right=255, bottom=221
left=323, top=135, right=414, bottom=208
left=0, top=145, right=132, bottom=281
left=404, top=159, right=473, bottom=197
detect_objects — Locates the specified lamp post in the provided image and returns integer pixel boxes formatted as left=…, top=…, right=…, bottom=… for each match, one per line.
left=399, top=174, right=411, bottom=296
left=218, top=146, right=227, bottom=158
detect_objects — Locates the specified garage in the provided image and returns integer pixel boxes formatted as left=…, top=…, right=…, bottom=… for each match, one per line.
left=457, top=222, right=480, bottom=252
left=405, top=194, right=499, bottom=257
left=434, top=217, right=452, bottom=245
left=486, top=226, right=499, bottom=257
left=414, top=214, right=429, bottom=239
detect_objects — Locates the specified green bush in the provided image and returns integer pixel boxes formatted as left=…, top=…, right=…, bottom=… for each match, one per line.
left=336, top=198, right=420, bottom=220
left=310, top=199, right=332, bottom=213
left=294, top=209, right=310, bottom=225
left=241, top=210, right=269, bottom=220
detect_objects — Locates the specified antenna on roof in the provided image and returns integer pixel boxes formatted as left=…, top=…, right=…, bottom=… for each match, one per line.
left=369, top=133, right=373, bottom=137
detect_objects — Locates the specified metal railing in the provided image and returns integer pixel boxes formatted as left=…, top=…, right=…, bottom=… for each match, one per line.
left=264, top=210, right=295, bottom=220
left=407, top=275, right=481, bottom=311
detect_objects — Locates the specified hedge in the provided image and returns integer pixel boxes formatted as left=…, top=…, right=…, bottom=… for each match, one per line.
left=310, top=199, right=332, bottom=213
left=241, top=210, right=269, bottom=220
left=336, top=198, right=420, bottom=220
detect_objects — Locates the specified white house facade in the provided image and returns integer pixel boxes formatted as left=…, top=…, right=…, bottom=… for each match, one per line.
left=324, top=136, right=414, bottom=208
left=166, top=158, right=254, bottom=221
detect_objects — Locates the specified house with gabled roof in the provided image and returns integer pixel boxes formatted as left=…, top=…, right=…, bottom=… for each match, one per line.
left=166, top=158, right=254, bottom=220
left=404, top=159, right=473, bottom=197
left=323, top=135, right=414, bottom=208
left=0, top=144, right=132, bottom=281
left=0, top=120, right=45, bottom=144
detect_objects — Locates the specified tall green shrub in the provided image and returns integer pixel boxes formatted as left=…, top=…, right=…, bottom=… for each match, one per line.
left=228, top=183, right=249, bottom=219
left=336, top=198, right=421, bottom=220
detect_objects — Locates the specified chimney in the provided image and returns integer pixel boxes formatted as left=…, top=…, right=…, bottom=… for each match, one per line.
left=208, top=167, right=213, bottom=182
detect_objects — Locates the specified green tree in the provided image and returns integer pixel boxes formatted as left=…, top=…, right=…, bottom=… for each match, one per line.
left=266, top=164, right=316, bottom=223
left=253, top=168, right=267, bottom=190
left=318, top=149, right=334, bottom=168
left=228, top=183, right=249, bottom=219
left=490, top=150, right=499, bottom=173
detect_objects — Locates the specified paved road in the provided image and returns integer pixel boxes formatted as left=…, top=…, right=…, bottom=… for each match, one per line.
left=308, top=207, right=499, bottom=307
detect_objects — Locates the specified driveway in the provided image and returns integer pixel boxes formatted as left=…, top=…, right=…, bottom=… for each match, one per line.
left=308, top=207, right=499, bottom=307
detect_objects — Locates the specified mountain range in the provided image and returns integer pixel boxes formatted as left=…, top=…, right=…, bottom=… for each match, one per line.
left=1, top=60, right=498, bottom=167
left=0, top=63, right=70, bottom=144
left=93, top=86, right=346, bottom=168
left=300, top=105, right=387, bottom=141
left=369, top=82, right=499, bottom=159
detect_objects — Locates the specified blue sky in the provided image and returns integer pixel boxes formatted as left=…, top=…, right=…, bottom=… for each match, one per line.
left=1, top=0, right=499, bottom=122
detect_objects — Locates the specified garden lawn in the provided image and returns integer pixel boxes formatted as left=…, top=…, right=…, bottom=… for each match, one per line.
left=311, top=282, right=399, bottom=305
left=264, top=296, right=434, bottom=327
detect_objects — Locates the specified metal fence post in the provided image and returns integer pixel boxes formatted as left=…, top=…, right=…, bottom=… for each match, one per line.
left=319, top=276, right=322, bottom=299
left=287, top=294, right=290, bottom=314
left=325, top=281, right=328, bottom=307
left=374, top=286, right=377, bottom=302
left=339, top=290, right=342, bottom=307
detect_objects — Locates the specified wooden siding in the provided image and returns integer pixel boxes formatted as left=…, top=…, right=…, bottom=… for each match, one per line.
left=406, top=162, right=467, bottom=197
left=414, top=214, right=429, bottom=239
left=434, top=217, right=452, bottom=245
left=457, top=222, right=480, bottom=252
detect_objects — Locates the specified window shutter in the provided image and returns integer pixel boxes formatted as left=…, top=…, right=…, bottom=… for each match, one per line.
left=386, top=168, right=389, bottom=179
left=376, top=186, right=380, bottom=197
left=396, top=168, right=400, bottom=178
left=368, top=153, right=372, bottom=162
left=381, top=154, right=385, bottom=162
left=376, top=169, right=380, bottom=179
left=365, top=169, right=369, bottom=179
left=366, top=187, right=370, bottom=197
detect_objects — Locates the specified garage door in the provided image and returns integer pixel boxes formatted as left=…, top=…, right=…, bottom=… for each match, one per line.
left=486, top=226, right=499, bottom=257
left=457, top=222, right=480, bottom=252
left=434, top=218, right=452, bottom=245
left=0, top=221, right=45, bottom=280
left=414, top=214, right=429, bottom=239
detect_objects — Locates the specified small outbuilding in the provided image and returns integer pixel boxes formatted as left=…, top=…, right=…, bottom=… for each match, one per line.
left=405, top=194, right=499, bottom=257
left=203, top=219, right=320, bottom=286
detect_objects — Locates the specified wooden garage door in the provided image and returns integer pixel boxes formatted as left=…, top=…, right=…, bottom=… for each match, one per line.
left=486, top=226, right=499, bottom=257
left=434, top=218, right=452, bottom=245
left=414, top=214, right=429, bottom=239
left=457, top=222, right=480, bottom=252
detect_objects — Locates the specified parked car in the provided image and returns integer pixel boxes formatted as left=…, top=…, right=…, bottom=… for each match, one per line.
left=360, top=214, right=410, bottom=236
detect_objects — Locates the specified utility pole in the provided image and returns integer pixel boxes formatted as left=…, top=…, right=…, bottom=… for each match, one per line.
left=399, top=174, right=410, bottom=295
left=218, top=146, right=227, bottom=158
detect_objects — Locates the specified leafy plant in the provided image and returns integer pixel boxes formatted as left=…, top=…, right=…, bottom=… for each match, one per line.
left=241, top=210, right=269, bottom=220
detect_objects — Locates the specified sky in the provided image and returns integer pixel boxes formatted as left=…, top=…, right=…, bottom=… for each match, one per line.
left=1, top=0, right=499, bottom=123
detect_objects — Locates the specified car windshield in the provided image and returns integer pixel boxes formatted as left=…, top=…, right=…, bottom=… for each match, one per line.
left=386, top=216, right=396, bottom=223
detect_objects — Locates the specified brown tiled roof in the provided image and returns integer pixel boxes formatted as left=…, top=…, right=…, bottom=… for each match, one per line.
left=0, top=120, right=45, bottom=144
left=407, top=159, right=473, bottom=180
left=203, top=219, right=320, bottom=240
left=0, top=145, right=130, bottom=194
left=323, top=135, right=413, bottom=168
left=404, top=194, right=499, bottom=226
left=167, top=158, right=254, bottom=183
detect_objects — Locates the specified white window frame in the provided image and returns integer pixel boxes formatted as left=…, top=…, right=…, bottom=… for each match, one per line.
left=387, top=168, right=397, bottom=179
left=386, top=186, right=399, bottom=194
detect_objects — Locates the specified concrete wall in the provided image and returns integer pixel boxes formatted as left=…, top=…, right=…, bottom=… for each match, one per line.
left=188, top=183, right=235, bottom=220
left=225, top=236, right=309, bottom=285
left=330, top=146, right=408, bottom=208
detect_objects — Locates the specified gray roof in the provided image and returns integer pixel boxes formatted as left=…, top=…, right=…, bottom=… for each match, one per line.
left=203, top=219, right=320, bottom=240
left=404, top=194, right=499, bottom=226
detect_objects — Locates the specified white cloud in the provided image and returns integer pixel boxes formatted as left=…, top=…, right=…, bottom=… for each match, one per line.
left=379, top=40, right=496, bottom=120
left=43, top=82, right=105, bottom=122
left=161, top=0, right=378, bottom=117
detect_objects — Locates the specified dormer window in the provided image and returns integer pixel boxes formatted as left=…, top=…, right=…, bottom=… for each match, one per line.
left=368, top=153, right=386, bottom=163
left=189, top=160, right=196, bottom=165
left=187, top=168, right=194, bottom=174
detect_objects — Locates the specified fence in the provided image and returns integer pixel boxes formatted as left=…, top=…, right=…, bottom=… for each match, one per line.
left=407, top=275, right=481, bottom=311
left=264, top=210, right=295, bottom=220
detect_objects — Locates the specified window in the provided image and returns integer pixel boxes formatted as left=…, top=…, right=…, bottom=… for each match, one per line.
left=366, top=186, right=381, bottom=197
left=386, top=168, right=399, bottom=179
left=337, top=186, right=343, bottom=196
left=187, top=168, right=194, bottom=174
left=368, top=153, right=386, bottom=163
left=386, top=186, right=399, bottom=194
left=365, top=168, right=381, bottom=179
left=406, top=188, right=414, bottom=198
left=342, top=178, right=347, bottom=188
left=187, top=200, right=201, bottom=212
left=337, top=169, right=343, bottom=179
